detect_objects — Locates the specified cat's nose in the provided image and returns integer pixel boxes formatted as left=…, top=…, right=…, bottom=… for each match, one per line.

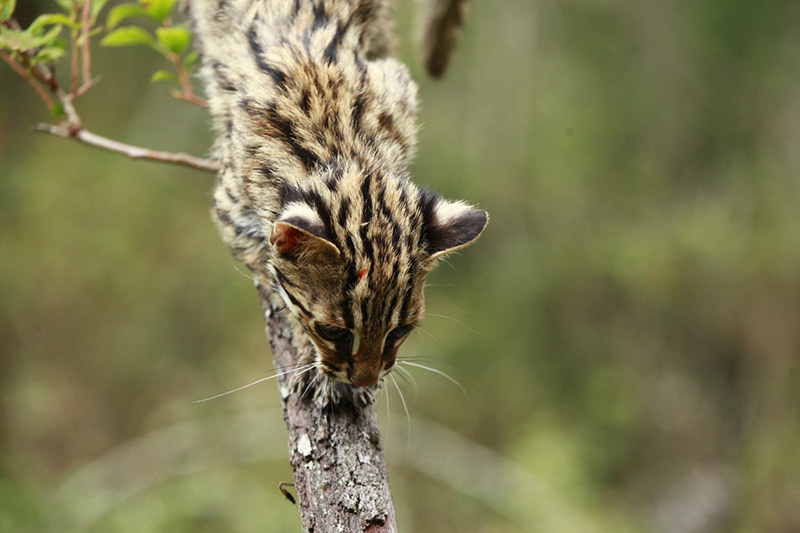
left=348, top=371, right=379, bottom=387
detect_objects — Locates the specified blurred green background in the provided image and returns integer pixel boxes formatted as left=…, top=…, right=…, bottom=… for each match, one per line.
left=2, top=0, right=800, bottom=531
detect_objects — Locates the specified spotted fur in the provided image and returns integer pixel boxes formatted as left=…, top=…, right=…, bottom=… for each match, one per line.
left=189, top=0, right=486, bottom=396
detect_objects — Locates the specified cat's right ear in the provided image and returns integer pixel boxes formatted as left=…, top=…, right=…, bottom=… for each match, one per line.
left=424, top=198, right=488, bottom=261
left=270, top=204, right=340, bottom=261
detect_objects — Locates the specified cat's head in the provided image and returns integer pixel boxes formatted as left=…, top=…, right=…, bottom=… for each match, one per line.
left=267, top=169, right=487, bottom=387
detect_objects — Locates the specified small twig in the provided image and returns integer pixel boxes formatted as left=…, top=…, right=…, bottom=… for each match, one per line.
left=80, top=0, right=92, bottom=86
left=170, top=53, right=208, bottom=108
left=170, top=88, right=209, bottom=108
left=74, top=75, right=101, bottom=99
left=35, top=123, right=220, bottom=172
left=0, top=50, right=56, bottom=110
left=70, top=8, right=80, bottom=96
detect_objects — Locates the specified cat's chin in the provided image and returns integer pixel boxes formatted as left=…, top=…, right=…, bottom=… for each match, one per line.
left=289, top=368, right=376, bottom=410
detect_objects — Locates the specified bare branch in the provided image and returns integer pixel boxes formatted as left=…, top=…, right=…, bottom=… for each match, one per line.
left=34, top=123, right=220, bottom=172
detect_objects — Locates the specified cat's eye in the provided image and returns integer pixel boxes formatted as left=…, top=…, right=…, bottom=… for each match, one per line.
left=386, top=326, right=413, bottom=343
left=316, top=324, right=351, bottom=342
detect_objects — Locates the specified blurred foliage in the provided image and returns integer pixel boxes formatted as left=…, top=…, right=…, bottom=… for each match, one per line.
left=2, top=0, right=800, bottom=531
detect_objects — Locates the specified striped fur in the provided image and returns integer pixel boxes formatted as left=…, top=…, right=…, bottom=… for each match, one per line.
left=189, top=0, right=487, bottom=394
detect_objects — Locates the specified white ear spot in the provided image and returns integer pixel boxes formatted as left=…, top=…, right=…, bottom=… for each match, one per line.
left=426, top=199, right=489, bottom=258
left=434, top=200, right=472, bottom=223
left=282, top=202, right=323, bottom=227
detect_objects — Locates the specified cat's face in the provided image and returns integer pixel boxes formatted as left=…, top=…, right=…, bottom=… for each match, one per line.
left=284, top=263, right=427, bottom=387
left=268, top=174, right=487, bottom=387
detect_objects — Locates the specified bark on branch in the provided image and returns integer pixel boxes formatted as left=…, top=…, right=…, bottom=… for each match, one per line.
left=34, top=123, right=220, bottom=172
left=257, top=284, right=398, bottom=532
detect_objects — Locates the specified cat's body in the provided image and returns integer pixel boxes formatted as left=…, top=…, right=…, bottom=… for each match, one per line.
left=190, top=0, right=486, bottom=397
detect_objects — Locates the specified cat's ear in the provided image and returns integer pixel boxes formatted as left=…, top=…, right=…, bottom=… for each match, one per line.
left=425, top=198, right=488, bottom=260
left=270, top=203, right=340, bottom=261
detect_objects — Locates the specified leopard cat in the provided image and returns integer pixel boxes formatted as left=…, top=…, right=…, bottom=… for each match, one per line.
left=188, top=0, right=486, bottom=402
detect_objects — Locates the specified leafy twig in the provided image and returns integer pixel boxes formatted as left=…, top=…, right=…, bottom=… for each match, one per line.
left=103, top=0, right=207, bottom=107
left=1, top=0, right=217, bottom=173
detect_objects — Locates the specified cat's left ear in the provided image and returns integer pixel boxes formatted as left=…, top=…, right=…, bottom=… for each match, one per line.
left=426, top=199, right=488, bottom=260
left=270, top=203, right=340, bottom=261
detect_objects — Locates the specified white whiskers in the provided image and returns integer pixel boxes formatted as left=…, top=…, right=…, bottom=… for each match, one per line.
left=193, top=363, right=316, bottom=403
left=398, top=360, right=467, bottom=396
left=394, top=365, right=418, bottom=393
left=426, top=313, right=480, bottom=335
left=389, top=373, right=411, bottom=447
left=301, top=369, right=322, bottom=400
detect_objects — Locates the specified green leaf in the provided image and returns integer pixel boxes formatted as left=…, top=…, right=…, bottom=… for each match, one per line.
left=31, top=45, right=67, bottom=65
left=1, top=0, right=17, bottom=22
left=90, top=0, right=110, bottom=24
left=155, top=26, right=189, bottom=55
left=31, top=24, right=66, bottom=48
left=151, top=69, right=178, bottom=83
left=0, top=24, right=60, bottom=51
left=183, top=50, right=199, bottom=72
left=0, top=26, right=28, bottom=51
left=140, top=0, right=178, bottom=23
left=50, top=102, right=65, bottom=119
left=29, top=13, right=78, bottom=32
left=105, top=3, right=147, bottom=31
left=76, top=27, right=102, bottom=47
left=100, top=26, right=154, bottom=47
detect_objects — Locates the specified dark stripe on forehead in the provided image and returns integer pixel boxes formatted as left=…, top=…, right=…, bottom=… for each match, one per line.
left=360, top=299, right=369, bottom=327
left=343, top=232, right=357, bottom=260
left=341, top=298, right=354, bottom=329
left=360, top=173, right=374, bottom=262
left=337, top=196, right=350, bottom=233
left=306, top=189, right=333, bottom=239
left=383, top=292, right=400, bottom=326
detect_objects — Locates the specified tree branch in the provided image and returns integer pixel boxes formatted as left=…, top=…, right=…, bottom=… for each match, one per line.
left=257, top=284, right=398, bottom=532
left=34, top=123, right=219, bottom=172
left=0, top=50, right=56, bottom=110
